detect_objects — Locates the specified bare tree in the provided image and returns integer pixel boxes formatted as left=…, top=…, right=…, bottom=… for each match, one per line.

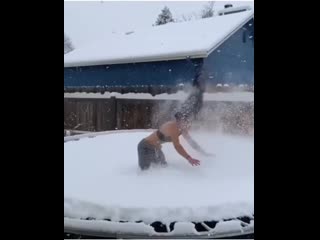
left=64, top=33, right=74, bottom=54
left=182, top=14, right=193, bottom=22
left=201, top=1, right=215, bottom=19
left=176, top=12, right=200, bottom=22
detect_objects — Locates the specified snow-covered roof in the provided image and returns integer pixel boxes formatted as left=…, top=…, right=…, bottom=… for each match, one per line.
left=64, top=9, right=254, bottom=68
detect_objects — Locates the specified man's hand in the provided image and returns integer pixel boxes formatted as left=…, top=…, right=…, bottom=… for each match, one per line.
left=187, top=157, right=201, bottom=166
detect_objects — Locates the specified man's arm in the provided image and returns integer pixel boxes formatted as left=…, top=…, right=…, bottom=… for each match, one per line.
left=172, top=133, right=200, bottom=166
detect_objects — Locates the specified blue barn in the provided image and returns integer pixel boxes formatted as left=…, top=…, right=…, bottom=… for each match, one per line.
left=64, top=5, right=254, bottom=93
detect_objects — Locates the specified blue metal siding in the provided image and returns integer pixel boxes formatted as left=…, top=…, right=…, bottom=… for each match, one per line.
left=64, top=18, right=254, bottom=88
left=203, top=18, right=254, bottom=85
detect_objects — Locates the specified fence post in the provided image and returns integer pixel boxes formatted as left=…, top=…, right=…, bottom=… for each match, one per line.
left=110, top=96, right=117, bottom=130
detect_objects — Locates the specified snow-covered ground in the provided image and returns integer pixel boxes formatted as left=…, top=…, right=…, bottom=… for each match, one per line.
left=64, top=130, right=254, bottom=225
left=64, top=91, right=254, bottom=102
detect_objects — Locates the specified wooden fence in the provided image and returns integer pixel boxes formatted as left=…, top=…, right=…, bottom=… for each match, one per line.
left=64, top=97, right=254, bottom=135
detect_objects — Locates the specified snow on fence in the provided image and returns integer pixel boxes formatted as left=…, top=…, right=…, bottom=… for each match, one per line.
left=64, top=96, right=254, bottom=135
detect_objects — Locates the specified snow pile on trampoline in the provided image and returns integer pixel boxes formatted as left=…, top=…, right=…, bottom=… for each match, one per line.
left=64, top=130, right=253, bottom=224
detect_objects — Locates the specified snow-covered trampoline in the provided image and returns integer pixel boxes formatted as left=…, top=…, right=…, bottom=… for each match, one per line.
left=64, top=130, right=254, bottom=238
